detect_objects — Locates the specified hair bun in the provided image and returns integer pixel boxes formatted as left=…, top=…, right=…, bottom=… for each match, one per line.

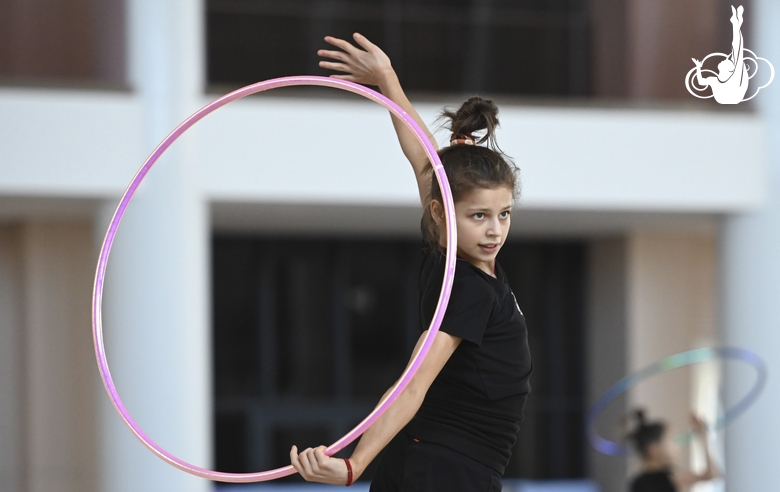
left=626, top=408, right=666, bottom=456
left=440, top=96, right=500, bottom=148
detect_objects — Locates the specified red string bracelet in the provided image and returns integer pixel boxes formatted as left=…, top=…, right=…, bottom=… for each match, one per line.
left=344, top=458, right=353, bottom=486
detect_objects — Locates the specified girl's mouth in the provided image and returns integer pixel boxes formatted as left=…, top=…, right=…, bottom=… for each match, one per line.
left=479, top=243, right=499, bottom=254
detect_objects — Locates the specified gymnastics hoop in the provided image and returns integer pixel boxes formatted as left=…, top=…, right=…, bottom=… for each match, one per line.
left=92, top=76, right=458, bottom=482
left=586, top=347, right=767, bottom=456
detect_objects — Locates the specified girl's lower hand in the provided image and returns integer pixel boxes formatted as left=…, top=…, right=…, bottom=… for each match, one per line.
left=690, top=413, right=708, bottom=434
left=318, top=32, right=395, bottom=87
left=290, top=445, right=351, bottom=485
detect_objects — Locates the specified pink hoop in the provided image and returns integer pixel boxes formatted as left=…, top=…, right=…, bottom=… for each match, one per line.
left=92, top=76, right=458, bottom=482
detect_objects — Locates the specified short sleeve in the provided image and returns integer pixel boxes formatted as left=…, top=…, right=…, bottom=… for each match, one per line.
left=436, top=275, right=495, bottom=346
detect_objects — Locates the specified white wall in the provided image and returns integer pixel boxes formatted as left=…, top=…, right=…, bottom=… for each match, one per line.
left=0, top=89, right=142, bottom=197
left=0, top=90, right=766, bottom=213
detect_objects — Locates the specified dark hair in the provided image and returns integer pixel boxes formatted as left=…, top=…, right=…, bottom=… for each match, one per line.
left=627, top=409, right=666, bottom=458
left=422, top=96, right=519, bottom=246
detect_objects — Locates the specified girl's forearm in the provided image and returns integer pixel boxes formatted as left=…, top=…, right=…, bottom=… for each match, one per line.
left=378, top=71, right=435, bottom=142
left=376, top=69, right=437, bottom=204
left=347, top=381, right=425, bottom=480
left=346, top=331, right=459, bottom=480
left=700, top=433, right=719, bottom=480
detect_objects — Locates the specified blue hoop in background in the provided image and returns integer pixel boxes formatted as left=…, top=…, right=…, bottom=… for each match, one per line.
left=586, top=347, right=767, bottom=456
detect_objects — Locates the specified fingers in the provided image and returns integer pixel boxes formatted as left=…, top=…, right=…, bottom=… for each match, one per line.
left=290, top=445, right=302, bottom=475
left=313, top=445, right=329, bottom=467
left=329, top=74, right=358, bottom=82
left=291, top=445, right=318, bottom=479
left=352, top=32, right=377, bottom=52
left=324, top=35, right=359, bottom=54
left=290, top=446, right=342, bottom=483
left=318, top=49, right=349, bottom=62
left=300, top=447, right=317, bottom=476
left=689, top=413, right=707, bottom=432
left=318, top=60, right=351, bottom=73
left=319, top=34, right=386, bottom=85
left=290, top=444, right=347, bottom=485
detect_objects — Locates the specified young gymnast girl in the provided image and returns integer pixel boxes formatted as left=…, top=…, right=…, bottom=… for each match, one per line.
left=288, top=33, right=532, bottom=491
left=627, top=410, right=719, bottom=492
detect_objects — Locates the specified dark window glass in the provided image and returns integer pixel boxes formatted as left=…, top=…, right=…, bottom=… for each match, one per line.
left=0, top=0, right=126, bottom=86
left=212, top=234, right=587, bottom=480
left=206, top=0, right=589, bottom=96
left=499, top=241, right=588, bottom=478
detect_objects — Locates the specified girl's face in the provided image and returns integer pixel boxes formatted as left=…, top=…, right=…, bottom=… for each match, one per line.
left=644, top=432, right=674, bottom=466
left=433, top=186, right=514, bottom=275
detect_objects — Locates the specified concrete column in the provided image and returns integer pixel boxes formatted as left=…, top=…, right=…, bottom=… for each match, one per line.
left=588, top=238, right=630, bottom=492
left=625, top=231, right=718, bottom=477
left=588, top=231, right=718, bottom=491
left=22, top=222, right=99, bottom=492
left=0, top=222, right=100, bottom=492
left=0, top=226, right=24, bottom=492
left=97, top=0, right=210, bottom=491
left=720, top=1, right=780, bottom=490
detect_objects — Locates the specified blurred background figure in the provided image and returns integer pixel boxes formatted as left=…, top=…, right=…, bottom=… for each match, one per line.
left=627, top=410, right=719, bottom=492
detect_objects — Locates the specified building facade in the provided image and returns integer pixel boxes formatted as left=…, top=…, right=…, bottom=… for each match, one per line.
left=1, top=1, right=778, bottom=491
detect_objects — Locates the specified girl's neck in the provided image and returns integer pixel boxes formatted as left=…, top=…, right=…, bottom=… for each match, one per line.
left=641, top=455, right=671, bottom=473
left=438, top=244, right=496, bottom=277
left=474, top=259, right=496, bottom=277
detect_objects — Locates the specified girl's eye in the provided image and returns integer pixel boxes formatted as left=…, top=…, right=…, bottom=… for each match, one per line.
left=499, top=211, right=510, bottom=218
left=473, top=213, right=485, bottom=219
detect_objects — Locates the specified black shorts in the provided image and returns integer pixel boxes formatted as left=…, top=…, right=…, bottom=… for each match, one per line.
left=369, top=431, right=502, bottom=492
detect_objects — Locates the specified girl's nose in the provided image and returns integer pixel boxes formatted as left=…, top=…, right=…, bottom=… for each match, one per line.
left=487, top=218, right=502, bottom=236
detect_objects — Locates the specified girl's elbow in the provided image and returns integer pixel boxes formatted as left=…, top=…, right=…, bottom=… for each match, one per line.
left=403, top=381, right=429, bottom=408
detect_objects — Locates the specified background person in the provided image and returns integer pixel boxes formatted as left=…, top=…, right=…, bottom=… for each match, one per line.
left=628, top=410, right=720, bottom=492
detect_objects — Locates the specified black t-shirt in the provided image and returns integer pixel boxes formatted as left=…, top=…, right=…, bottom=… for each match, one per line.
left=404, top=248, right=533, bottom=474
left=630, top=470, right=677, bottom=492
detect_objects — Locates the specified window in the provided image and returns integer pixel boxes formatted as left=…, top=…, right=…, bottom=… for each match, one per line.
left=207, top=0, right=589, bottom=96
left=0, top=0, right=125, bottom=86
left=212, top=234, right=587, bottom=480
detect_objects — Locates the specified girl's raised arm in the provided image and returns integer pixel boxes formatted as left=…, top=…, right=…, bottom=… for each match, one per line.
left=674, top=414, right=721, bottom=489
left=318, top=33, right=437, bottom=206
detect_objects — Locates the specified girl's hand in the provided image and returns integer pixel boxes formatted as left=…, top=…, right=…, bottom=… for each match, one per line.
left=318, top=33, right=394, bottom=87
left=690, top=413, right=708, bottom=434
left=290, top=445, right=352, bottom=485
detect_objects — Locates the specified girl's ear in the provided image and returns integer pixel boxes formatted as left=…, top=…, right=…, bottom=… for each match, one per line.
left=429, top=199, right=444, bottom=226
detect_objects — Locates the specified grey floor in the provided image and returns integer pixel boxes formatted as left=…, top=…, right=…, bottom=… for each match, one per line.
left=216, top=479, right=600, bottom=492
